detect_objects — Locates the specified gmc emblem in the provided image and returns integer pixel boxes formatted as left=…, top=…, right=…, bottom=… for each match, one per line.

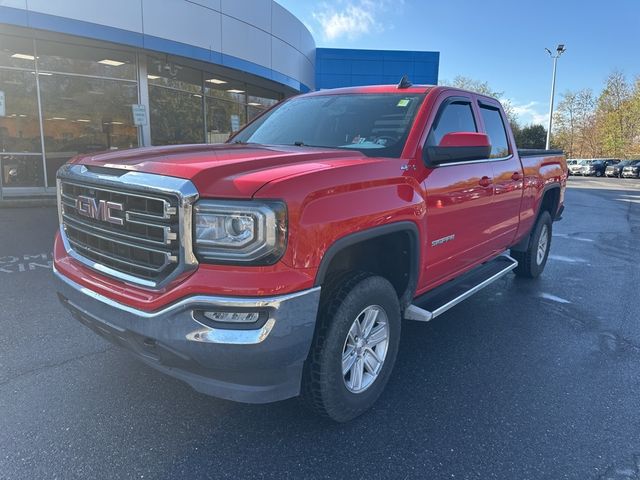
left=75, top=195, right=124, bottom=226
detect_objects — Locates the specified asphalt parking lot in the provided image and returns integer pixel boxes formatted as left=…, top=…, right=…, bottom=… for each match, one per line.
left=1, top=176, right=639, bottom=480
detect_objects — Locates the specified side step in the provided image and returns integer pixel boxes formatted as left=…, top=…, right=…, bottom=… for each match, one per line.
left=404, top=254, right=518, bottom=322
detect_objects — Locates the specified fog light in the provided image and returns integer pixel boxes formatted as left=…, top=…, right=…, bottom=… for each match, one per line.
left=202, top=311, right=260, bottom=324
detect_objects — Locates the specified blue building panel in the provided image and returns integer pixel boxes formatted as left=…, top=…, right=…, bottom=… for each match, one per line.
left=351, top=60, right=384, bottom=76
left=316, top=48, right=439, bottom=90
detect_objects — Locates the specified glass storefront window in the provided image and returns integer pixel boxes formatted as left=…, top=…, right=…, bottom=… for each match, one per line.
left=0, top=66, right=45, bottom=190
left=148, top=58, right=203, bottom=94
left=39, top=74, right=139, bottom=185
left=0, top=69, right=42, bottom=153
left=204, top=76, right=247, bottom=143
left=0, top=154, right=45, bottom=188
left=206, top=98, right=246, bottom=144
left=247, top=87, right=281, bottom=122
left=36, top=41, right=137, bottom=80
left=148, top=59, right=204, bottom=145
left=0, top=34, right=35, bottom=70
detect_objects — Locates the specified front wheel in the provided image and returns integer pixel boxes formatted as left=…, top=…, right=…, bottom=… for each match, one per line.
left=511, top=211, right=553, bottom=278
left=301, top=273, right=401, bottom=422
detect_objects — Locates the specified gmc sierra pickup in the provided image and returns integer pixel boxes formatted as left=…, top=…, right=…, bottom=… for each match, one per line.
left=53, top=82, right=567, bottom=422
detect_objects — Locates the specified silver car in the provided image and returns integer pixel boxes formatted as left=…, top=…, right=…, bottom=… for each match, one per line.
left=569, top=159, right=590, bottom=176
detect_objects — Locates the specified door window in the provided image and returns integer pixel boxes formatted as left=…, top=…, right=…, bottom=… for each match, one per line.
left=479, top=105, right=510, bottom=158
left=428, top=100, right=477, bottom=146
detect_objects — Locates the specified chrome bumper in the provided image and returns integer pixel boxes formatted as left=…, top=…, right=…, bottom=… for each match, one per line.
left=54, top=267, right=321, bottom=403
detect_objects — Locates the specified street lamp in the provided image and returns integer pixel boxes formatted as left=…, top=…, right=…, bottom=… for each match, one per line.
left=544, top=44, right=566, bottom=150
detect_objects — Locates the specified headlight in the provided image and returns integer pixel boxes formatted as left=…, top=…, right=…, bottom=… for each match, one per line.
left=194, top=200, right=286, bottom=264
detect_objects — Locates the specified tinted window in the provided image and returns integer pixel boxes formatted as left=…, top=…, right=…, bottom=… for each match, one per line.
left=479, top=105, right=509, bottom=158
left=428, top=101, right=477, bottom=145
left=233, top=94, right=425, bottom=158
left=147, top=60, right=204, bottom=146
left=37, top=41, right=137, bottom=80
left=39, top=75, right=139, bottom=185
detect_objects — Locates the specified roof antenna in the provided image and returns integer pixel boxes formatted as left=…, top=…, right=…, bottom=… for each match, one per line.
left=397, top=75, right=412, bottom=89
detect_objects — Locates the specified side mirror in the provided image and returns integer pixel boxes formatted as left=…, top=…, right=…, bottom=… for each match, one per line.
left=424, top=132, right=492, bottom=165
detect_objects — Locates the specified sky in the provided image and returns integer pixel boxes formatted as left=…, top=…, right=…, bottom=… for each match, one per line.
left=276, top=0, right=640, bottom=125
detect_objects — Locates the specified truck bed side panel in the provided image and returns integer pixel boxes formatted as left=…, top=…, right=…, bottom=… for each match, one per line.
left=513, top=153, right=567, bottom=243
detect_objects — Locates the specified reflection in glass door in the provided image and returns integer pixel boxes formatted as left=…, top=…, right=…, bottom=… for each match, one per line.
left=0, top=44, right=46, bottom=195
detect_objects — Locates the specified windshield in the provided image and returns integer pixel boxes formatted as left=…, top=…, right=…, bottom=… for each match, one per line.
left=231, top=93, right=425, bottom=158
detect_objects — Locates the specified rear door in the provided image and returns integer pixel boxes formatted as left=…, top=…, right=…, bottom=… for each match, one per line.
left=477, top=100, right=524, bottom=251
left=421, top=95, right=496, bottom=286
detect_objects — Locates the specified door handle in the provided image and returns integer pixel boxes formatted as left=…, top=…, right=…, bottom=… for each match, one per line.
left=479, top=176, right=492, bottom=188
left=511, top=172, right=522, bottom=181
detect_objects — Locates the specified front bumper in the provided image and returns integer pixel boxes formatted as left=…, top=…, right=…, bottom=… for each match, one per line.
left=54, top=268, right=321, bottom=403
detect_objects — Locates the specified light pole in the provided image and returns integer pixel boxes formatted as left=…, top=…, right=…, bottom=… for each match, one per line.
left=545, top=44, right=566, bottom=150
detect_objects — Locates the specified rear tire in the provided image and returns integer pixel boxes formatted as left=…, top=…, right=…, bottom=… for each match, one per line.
left=301, top=272, right=401, bottom=422
left=511, top=211, right=553, bottom=279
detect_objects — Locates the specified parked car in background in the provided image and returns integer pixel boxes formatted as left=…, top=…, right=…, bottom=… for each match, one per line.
left=621, top=160, right=640, bottom=178
left=567, top=159, right=579, bottom=175
left=606, top=160, right=635, bottom=177
left=569, top=159, right=590, bottom=176
left=583, top=159, right=620, bottom=177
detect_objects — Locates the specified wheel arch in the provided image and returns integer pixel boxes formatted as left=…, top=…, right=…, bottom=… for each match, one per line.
left=511, top=184, right=561, bottom=253
left=314, top=221, right=420, bottom=308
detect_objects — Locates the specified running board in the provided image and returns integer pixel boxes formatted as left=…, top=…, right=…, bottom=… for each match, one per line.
left=404, top=254, right=518, bottom=322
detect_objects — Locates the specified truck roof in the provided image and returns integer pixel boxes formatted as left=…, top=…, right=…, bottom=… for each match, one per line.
left=304, top=84, right=436, bottom=96
left=301, top=85, right=501, bottom=103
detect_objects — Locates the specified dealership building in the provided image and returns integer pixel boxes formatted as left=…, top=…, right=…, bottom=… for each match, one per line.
left=0, top=1, right=439, bottom=200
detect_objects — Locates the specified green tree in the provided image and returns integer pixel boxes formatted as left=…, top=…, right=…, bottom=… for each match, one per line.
left=514, top=124, right=547, bottom=149
left=597, top=71, right=633, bottom=157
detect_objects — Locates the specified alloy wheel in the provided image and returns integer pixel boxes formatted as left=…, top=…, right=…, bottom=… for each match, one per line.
left=537, top=224, right=549, bottom=265
left=342, top=305, right=390, bottom=394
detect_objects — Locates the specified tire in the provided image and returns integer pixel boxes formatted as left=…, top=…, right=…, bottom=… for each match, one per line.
left=302, top=272, right=401, bottom=422
left=596, top=171, right=603, bottom=177
left=511, top=210, right=553, bottom=279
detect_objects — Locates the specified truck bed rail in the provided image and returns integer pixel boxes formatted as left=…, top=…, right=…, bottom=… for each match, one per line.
left=518, top=149, right=564, bottom=157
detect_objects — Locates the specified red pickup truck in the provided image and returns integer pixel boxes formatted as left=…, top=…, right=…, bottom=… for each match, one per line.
left=53, top=83, right=567, bottom=422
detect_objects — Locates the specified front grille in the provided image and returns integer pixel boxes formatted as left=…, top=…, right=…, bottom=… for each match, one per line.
left=57, top=165, right=198, bottom=288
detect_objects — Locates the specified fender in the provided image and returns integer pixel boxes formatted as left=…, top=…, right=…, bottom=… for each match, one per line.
left=511, top=183, right=561, bottom=252
left=314, top=221, right=421, bottom=307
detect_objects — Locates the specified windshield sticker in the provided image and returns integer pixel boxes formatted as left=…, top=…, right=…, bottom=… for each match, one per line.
left=397, top=99, right=411, bottom=107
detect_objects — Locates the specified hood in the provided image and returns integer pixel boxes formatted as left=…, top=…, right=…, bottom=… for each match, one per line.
left=70, top=143, right=368, bottom=197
